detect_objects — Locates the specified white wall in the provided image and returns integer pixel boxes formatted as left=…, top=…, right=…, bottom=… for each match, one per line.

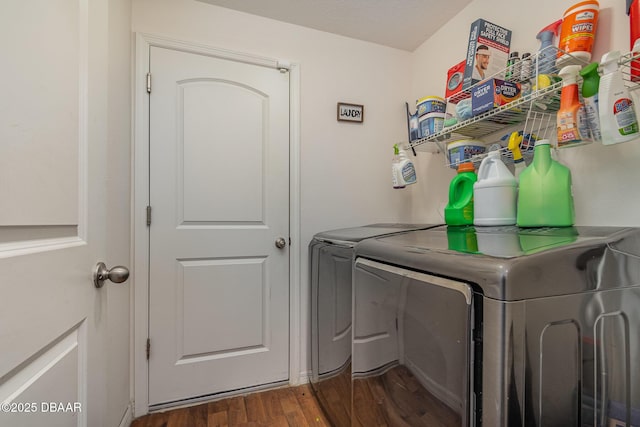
left=107, top=0, right=133, bottom=425
left=132, top=0, right=414, bottom=379
left=131, top=0, right=640, bottom=387
left=410, top=0, right=640, bottom=226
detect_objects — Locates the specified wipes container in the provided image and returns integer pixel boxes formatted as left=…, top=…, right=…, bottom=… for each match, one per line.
left=473, top=151, right=517, bottom=226
left=557, top=0, right=600, bottom=66
left=419, top=112, right=445, bottom=137
left=447, top=140, right=486, bottom=169
left=416, top=96, right=446, bottom=116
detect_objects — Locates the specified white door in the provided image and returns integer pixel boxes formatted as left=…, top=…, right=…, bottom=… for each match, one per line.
left=0, top=1, right=117, bottom=426
left=148, top=46, right=290, bottom=406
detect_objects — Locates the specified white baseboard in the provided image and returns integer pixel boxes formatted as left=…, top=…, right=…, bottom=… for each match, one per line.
left=149, top=380, right=290, bottom=412
left=118, top=402, right=134, bottom=427
left=296, top=370, right=310, bottom=385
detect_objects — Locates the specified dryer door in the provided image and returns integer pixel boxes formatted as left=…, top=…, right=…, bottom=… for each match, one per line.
left=353, top=258, right=479, bottom=427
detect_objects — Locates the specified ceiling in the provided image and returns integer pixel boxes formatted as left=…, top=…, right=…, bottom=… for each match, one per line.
left=197, top=0, right=472, bottom=51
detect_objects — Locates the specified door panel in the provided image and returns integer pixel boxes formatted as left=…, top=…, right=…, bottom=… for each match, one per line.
left=179, top=257, right=266, bottom=357
left=0, top=326, right=83, bottom=427
left=0, top=0, right=79, bottom=226
left=0, top=0, right=112, bottom=426
left=148, top=46, right=290, bottom=406
left=180, top=80, right=265, bottom=223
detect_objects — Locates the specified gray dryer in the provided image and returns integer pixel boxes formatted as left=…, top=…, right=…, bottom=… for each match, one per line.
left=309, top=223, right=440, bottom=426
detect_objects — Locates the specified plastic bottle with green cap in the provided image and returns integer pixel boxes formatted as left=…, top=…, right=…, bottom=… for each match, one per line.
left=580, top=62, right=602, bottom=141
left=516, top=139, right=575, bottom=227
left=444, top=162, right=477, bottom=226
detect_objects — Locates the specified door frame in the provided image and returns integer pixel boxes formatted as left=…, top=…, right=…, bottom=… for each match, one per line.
left=132, top=33, right=301, bottom=417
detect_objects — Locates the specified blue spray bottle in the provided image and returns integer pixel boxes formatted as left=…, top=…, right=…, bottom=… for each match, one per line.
left=536, top=19, right=563, bottom=75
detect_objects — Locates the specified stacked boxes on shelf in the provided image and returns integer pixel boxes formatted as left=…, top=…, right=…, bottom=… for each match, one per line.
left=462, top=19, right=512, bottom=91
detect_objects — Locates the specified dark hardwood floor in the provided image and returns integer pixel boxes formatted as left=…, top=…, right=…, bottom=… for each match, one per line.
left=130, top=384, right=331, bottom=427
left=131, top=365, right=460, bottom=427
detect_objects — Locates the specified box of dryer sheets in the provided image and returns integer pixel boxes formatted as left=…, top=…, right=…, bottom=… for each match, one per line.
left=446, top=60, right=466, bottom=100
left=471, top=78, right=521, bottom=117
left=463, top=19, right=512, bottom=90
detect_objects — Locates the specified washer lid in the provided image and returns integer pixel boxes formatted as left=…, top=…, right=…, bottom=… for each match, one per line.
left=313, top=223, right=440, bottom=245
left=354, top=225, right=640, bottom=300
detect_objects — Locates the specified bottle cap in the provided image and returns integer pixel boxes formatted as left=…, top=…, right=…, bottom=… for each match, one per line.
left=535, top=139, right=551, bottom=146
left=507, top=131, right=524, bottom=161
left=559, top=65, right=581, bottom=85
left=458, top=162, right=475, bottom=172
left=579, top=62, right=601, bottom=97
left=601, top=50, right=621, bottom=74
left=579, top=62, right=599, bottom=78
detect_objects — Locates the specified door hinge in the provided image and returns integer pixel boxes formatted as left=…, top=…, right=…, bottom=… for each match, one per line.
left=146, top=338, right=151, bottom=360
left=146, top=72, right=152, bottom=93
left=277, top=60, right=290, bottom=73
left=146, top=206, right=152, bottom=226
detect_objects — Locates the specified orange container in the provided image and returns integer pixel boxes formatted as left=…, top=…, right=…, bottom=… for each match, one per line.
left=557, top=0, right=599, bottom=65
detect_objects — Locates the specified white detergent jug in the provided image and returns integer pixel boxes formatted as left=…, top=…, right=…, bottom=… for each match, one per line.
left=473, top=151, right=518, bottom=226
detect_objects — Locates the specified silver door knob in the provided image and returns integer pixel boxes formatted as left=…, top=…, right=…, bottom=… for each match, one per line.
left=94, top=262, right=130, bottom=288
left=275, top=237, right=287, bottom=249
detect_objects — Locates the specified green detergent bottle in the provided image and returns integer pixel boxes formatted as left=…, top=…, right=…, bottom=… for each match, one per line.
left=516, top=139, right=575, bottom=227
left=444, top=162, right=477, bottom=226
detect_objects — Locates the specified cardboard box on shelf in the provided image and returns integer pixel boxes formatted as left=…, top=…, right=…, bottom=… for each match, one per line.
left=462, top=19, right=512, bottom=91
left=471, top=78, right=521, bottom=117
left=446, top=60, right=466, bottom=100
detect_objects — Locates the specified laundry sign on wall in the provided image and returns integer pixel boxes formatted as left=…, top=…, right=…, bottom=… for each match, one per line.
left=337, top=102, right=364, bottom=123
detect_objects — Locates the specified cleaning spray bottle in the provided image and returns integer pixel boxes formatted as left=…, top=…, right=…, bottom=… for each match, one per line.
left=579, top=62, right=602, bottom=141
left=392, top=144, right=417, bottom=189
left=507, top=131, right=527, bottom=179
left=536, top=19, right=563, bottom=75
left=557, top=65, right=589, bottom=147
left=598, top=50, right=640, bottom=145
left=516, top=139, right=575, bottom=227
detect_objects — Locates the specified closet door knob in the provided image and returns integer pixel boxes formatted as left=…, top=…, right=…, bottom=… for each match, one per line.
left=93, top=262, right=130, bottom=288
